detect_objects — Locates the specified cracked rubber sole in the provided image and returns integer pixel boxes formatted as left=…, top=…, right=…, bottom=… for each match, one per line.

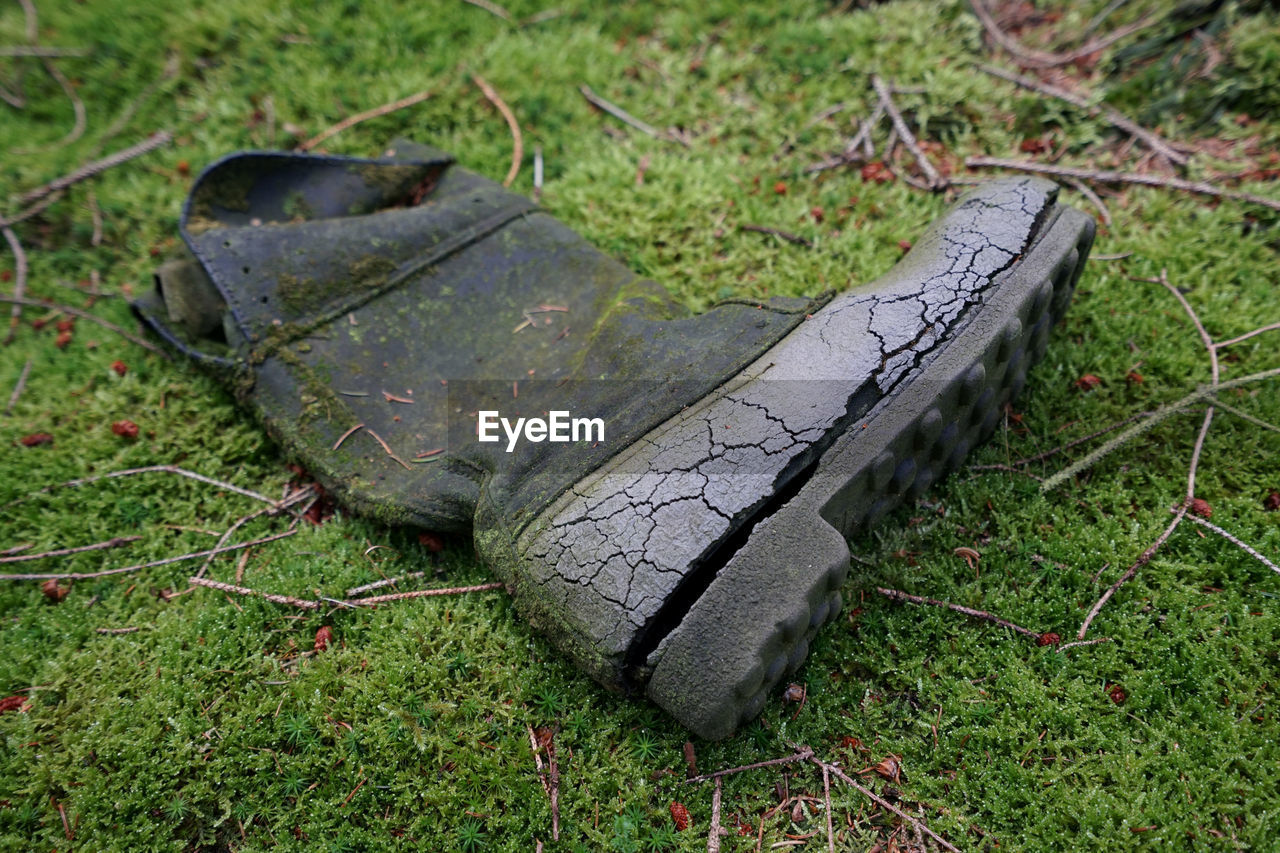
left=510, top=178, right=1095, bottom=739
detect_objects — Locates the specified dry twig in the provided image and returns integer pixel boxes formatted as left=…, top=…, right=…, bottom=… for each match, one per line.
left=876, top=587, right=1042, bottom=639
left=344, top=582, right=505, bottom=606
left=188, top=576, right=320, bottom=610
left=0, top=530, right=297, bottom=581
left=0, top=535, right=142, bottom=564
left=95, top=626, right=140, bottom=635
left=968, top=0, right=1160, bottom=69
left=472, top=75, right=523, bottom=187
left=2, top=227, right=27, bottom=345
left=686, top=745, right=814, bottom=784
left=871, top=75, right=943, bottom=190
left=192, top=486, right=315, bottom=580
left=1183, top=514, right=1280, bottom=576
left=964, top=157, right=1280, bottom=213
left=4, top=358, right=32, bottom=414
left=25, top=464, right=277, bottom=507
left=298, top=90, right=432, bottom=152
left=17, top=131, right=174, bottom=205
left=812, top=756, right=960, bottom=853
left=977, top=63, right=1187, bottom=167
left=346, top=571, right=427, bottom=597
left=0, top=295, right=163, bottom=354
left=707, top=776, right=723, bottom=853
left=1077, top=504, right=1187, bottom=640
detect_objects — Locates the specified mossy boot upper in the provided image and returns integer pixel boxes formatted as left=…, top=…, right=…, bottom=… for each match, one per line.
left=135, top=140, right=1094, bottom=738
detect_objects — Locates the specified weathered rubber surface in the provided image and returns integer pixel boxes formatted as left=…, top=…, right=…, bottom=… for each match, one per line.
left=136, top=144, right=1092, bottom=740
left=510, top=180, right=1094, bottom=738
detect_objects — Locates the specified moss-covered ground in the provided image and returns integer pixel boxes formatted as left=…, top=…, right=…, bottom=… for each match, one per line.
left=2, top=0, right=1279, bottom=849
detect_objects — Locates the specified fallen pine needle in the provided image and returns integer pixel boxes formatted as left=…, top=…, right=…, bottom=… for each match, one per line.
left=472, top=74, right=523, bottom=187
left=363, top=428, right=413, bottom=470
left=299, top=90, right=433, bottom=152
left=333, top=423, right=363, bottom=451
left=95, top=626, right=140, bottom=635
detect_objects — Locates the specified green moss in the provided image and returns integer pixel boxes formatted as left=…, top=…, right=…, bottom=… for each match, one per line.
left=1, top=0, right=1280, bottom=849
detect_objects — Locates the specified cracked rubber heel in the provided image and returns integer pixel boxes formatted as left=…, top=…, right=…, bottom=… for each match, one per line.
left=511, top=178, right=1094, bottom=738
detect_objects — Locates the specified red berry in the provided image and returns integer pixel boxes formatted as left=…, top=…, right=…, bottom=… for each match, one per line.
left=111, top=420, right=140, bottom=439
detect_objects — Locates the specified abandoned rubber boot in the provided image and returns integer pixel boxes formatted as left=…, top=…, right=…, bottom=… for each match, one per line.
left=135, top=141, right=1094, bottom=739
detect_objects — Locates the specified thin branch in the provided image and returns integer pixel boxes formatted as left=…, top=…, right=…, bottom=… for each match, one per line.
left=192, top=486, right=315, bottom=580
left=1006, top=411, right=1154, bottom=468
left=965, top=157, right=1280, bottom=213
left=1077, top=505, right=1187, bottom=640
left=1149, top=269, right=1218, bottom=501
left=0, top=530, right=296, bottom=581
left=0, top=295, right=165, bottom=354
left=346, top=571, right=426, bottom=597
left=871, top=75, right=943, bottom=190
left=1041, top=366, right=1280, bottom=492
left=968, top=0, right=1161, bottom=68
left=1215, top=321, right=1280, bottom=350
left=0, top=535, right=142, bottom=564
left=1066, top=177, right=1111, bottom=227
left=707, top=776, right=723, bottom=853
left=344, top=582, right=505, bottom=606
left=876, top=587, right=1042, bottom=639
left=977, top=64, right=1186, bottom=167
left=27, top=464, right=277, bottom=507
left=298, top=90, right=433, bottom=152
left=821, top=762, right=834, bottom=853
left=91, top=55, right=179, bottom=156
left=1056, top=637, right=1111, bottom=652
left=3, top=227, right=27, bottom=344
left=95, top=626, right=140, bottom=635
left=471, top=75, right=523, bottom=187
left=18, top=131, right=173, bottom=205
left=813, top=757, right=960, bottom=853
left=0, top=192, right=62, bottom=230
left=11, top=55, right=85, bottom=154
left=686, top=746, right=814, bottom=784
left=188, top=575, right=320, bottom=610
left=1183, top=514, right=1280, bottom=576
left=1212, top=399, right=1280, bottom=435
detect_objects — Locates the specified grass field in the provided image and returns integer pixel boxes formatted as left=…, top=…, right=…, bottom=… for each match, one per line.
left=2, top=0, right=1280, bottom=849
